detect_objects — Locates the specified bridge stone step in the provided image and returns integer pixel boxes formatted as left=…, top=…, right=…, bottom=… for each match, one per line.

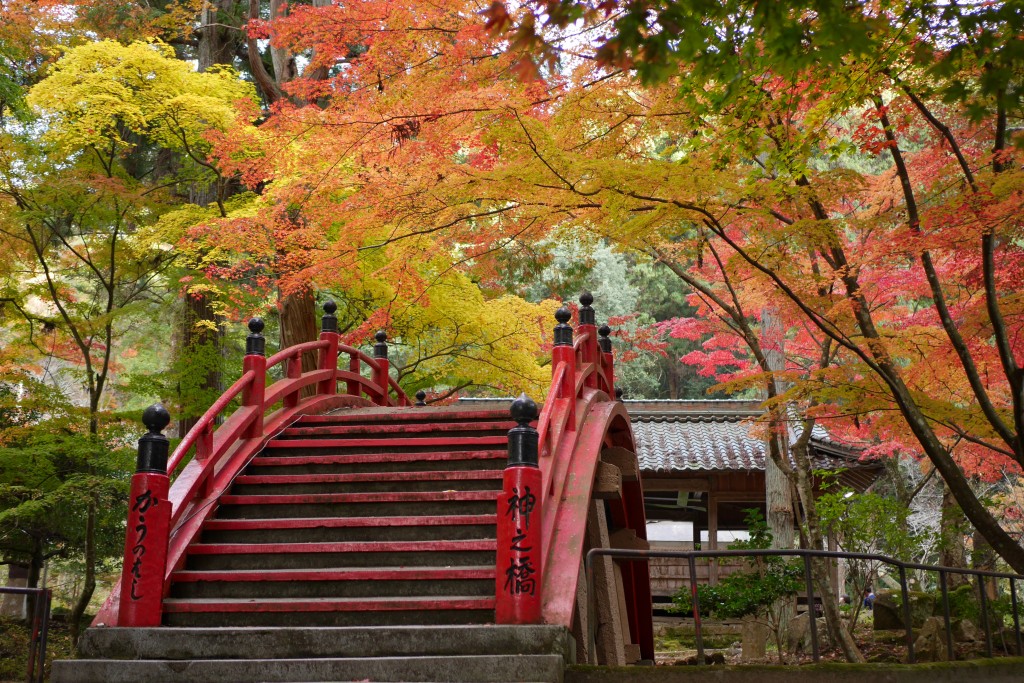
left=247, top=449, right=507, bottom=474
left=292, top=408, right=511, bottom=426
left=214, top=494, right=499, bottom=519
left=163, top=407, right=509, bottom=629
left=199, top=514, right=497, bottom=544
left=77, top=625, right=571, bottom=660
left=277, top=420, right=515, bottom=438
left=169, top=566, right=495, bottom=599
left=54, top=653, right=565, bottom=682
left=228, top=468, right=503, bottom=495
left=162, top=604, right=497, bottom=628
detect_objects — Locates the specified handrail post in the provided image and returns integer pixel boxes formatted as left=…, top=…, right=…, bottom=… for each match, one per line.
left=552, top=306, right=576, bottom=429
left=373, top=330, right=390, bottom=406
left=242, top=318, right=267, bottom=438
left=688, top=554, right=705, bottom=665
left=802, top=554, right=820, bottom=662
left=979, top=575, right=993, bottom=657
left=578, top=292, right=598, bottom=390
left=940, top=570, right=954, bottom=660
left=118, top=404, right=171, bottom=627
left=496, top=394, right=542, bottom=624
left=196, top=422, right=215, bottom=498
left=284, top=352, right=302, bottom=409
left=318, top=300, right=339, bottom=395
left=347, top=353, right=360, bottom=397
left=899, top=564, right=915, bottom=663
left=1012, top=577, right=1022, bottom=657
left=598, top=324, right=614, bottom=397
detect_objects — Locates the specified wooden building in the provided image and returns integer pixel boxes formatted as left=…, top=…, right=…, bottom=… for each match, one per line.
left=626, top=399, right=883, bottom=603
left=458, top=397, right=882, bottom=604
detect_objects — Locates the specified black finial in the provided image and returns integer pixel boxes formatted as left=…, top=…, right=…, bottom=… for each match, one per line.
left=553, top=306, right=573, bottom=346
left=615, top=387, right=624, bottom=401
left=373, top=330, right=388, bottom=359
left=598, top=324, right=612, bottom=353
left=246, top=317, right=266, bottom=356
left=142, top=403, right=171, bottom=434
left=510, top=392, right=539, bottom=425
left=507, top=393, right=539, bottom=467
left=579, top=291, right=595, bottom=325
left=137, top=403, right=171, bottom=473
left=322, top=300, right=338, bottom=333
left=415, top=390, right=427, bottom=406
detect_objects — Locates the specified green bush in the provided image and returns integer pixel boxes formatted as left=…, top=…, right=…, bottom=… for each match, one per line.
left=670, top=510, right=802, bottom=619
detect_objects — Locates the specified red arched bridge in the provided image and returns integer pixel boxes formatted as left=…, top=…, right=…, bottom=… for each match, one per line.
left=56, top=294, right=653, bottom=683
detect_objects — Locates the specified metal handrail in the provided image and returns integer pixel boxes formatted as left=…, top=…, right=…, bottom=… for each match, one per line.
left=586, top=547, right=1024, bottom=666
left=1, top=586, right=51, bottom=683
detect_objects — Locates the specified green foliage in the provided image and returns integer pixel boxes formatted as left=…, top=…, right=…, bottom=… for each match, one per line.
left=941, top=583, right=1011, bottom=627
left=0, top=372, right=134, bottom=572
left=671, top=510, right=802, bottom=619
left=817, top=481, right=926, bottom=562
left=501, top=0, right=1024, bottom=126
left=817, top=479, right=930, bottom=626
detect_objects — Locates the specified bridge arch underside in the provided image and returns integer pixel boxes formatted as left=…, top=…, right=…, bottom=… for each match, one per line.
left=546, top=401, right=654, bottom=665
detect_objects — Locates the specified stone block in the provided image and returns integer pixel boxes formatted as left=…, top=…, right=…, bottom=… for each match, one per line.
left=912, top=616, right=949, bottom=662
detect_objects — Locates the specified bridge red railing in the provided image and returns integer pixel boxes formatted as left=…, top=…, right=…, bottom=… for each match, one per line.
left=495, top=293, right=653, bottom=661
left=98, top=302, right=409, bottom=627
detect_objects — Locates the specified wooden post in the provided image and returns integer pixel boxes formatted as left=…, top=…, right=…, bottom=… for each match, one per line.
left=318, top=300, right=339, bottom=395
left=578, top=292, right=598, bottom=389
left=118, top=404, right=171, bottom=627
left=708, top=494, right=719, bottom=585
left=496, top=394, right=542, bottom=624
left=372, top=330, right=390, bottom=406
left=552, top=306, right=576, bottom=429
left=242, top=318, right=266, bottom=439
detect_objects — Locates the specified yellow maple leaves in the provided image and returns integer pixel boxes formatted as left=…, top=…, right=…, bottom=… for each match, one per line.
left=27, top=40, right=255, bottom=158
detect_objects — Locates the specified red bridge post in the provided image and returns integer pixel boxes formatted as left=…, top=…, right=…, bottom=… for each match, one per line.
left=552, top=306, right=576, bottom=429
left=372, top=330, right=390, bottom=406
left=578, top=292, right=598, bottom=390
left=598, top=324, right=615, bottom=397
left=118, top=404, right=172, bottom=626
left=318, top=301, right=340, bottom=395
left=496, top=394, right=542, bottom=624
left=242, top=318, right=267, bottom=439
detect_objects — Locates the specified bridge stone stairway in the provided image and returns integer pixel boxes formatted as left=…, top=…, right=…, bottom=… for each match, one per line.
left=59, top=406, right=573, bottom=683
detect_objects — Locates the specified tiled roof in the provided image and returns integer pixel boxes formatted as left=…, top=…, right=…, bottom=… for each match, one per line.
left=456, top=397, right=873, bottom=476
left=625, top=400, right=868, bottom=475
left=633, top=415, right=766, bottom=473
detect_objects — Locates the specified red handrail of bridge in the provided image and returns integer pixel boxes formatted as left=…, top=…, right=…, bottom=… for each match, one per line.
left=510, top=296, right=653, bottom=660
left=96, top=314, right=409, bottom=627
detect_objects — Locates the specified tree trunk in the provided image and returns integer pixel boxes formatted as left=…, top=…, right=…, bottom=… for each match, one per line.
left=791, top=427, right=864, bottom=663
left=176, top=1, right=240, bottom=436
left=760, top=307, right=797, bottom=651
left=940, top=482, right=970, bottom=588
left=68, top=497, right=96, bottom=643
left=972, top=528, right=998, bottom=600
left=280, top=289, right=319, bottom=396
left=269, top=0, right=297, bottom=83
left=761, top=308, right=795, bottom=550
left=198, top=0, right=239, bottom=69
left=178, top=292, right=223, bottom=435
